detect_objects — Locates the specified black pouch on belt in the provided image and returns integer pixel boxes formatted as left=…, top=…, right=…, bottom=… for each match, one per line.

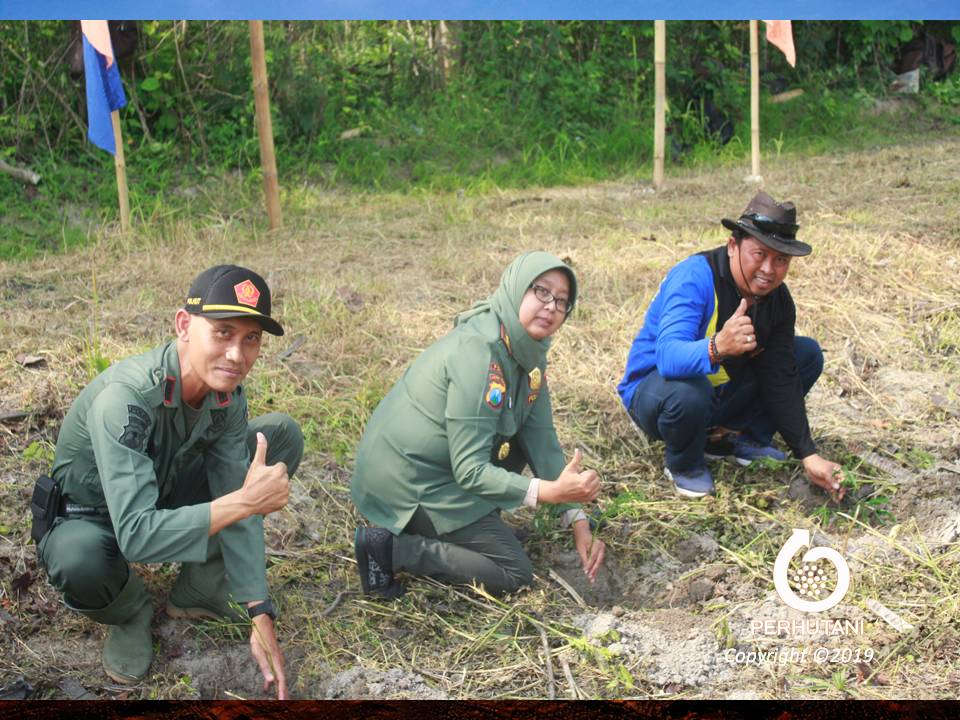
left=30, top=474, right=61, bottom=544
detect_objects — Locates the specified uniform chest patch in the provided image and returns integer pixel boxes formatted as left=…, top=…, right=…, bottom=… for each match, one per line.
left=485, top=362, right=507, bottom=410
left=119, top=404, right=150, bottom=451
left=210, top=409, right=227, bottom=434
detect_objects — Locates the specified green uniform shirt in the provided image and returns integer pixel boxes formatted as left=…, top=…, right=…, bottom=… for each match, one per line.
left=51, top=340, right=267, bottom=601
left=351, top=311, right=572, bottom=536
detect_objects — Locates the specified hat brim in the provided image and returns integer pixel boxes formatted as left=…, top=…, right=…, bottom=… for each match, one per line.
left=194, top=310, right=285, bottom=336
left=721, top=217, right=812, bottom=257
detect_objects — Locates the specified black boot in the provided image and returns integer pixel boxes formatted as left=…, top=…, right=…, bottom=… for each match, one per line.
left=354, top=527, right=404, bottom=598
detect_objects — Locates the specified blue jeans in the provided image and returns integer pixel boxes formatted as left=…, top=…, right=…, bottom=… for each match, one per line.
left=627, top=336, right=823, bottom=472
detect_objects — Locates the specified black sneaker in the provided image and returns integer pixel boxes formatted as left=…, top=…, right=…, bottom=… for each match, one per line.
left=354, top=527, right=404, bottom=598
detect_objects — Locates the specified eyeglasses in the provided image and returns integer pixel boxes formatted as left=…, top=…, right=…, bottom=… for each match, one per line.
left=741, top=213, right=799, bottom=240
left=529, top=284, right=574, bottom=315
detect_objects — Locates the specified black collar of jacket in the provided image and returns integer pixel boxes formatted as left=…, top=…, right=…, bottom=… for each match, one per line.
left=705, top=245, right=789, bottom=311
left=699, top=246, right=796, bottom=374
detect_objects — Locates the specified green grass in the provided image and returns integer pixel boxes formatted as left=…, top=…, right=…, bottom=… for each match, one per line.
left=4, top=81, right=957, bottom=263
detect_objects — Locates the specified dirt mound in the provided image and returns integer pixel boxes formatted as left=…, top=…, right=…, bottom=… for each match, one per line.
left=573, top=608, right=736, bottom=689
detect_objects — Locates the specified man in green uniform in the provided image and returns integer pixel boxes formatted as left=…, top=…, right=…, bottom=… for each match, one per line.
left=352, top=252, right=605, bottom=597
left=35, top=265, right=302, bottom=696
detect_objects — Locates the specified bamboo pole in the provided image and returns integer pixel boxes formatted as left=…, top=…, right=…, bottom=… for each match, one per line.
left=249, top=20, right=282, bottom=230
left=653, top=20, right=666, bottom=191
left=437, top=20, right=450, bottom=85
left=746, top=19, right=762, bottom=184
left=110, top=109, right=130, bottom=232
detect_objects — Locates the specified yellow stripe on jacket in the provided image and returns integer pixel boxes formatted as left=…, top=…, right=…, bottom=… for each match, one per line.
left=705, top=290, right=729, bottom=387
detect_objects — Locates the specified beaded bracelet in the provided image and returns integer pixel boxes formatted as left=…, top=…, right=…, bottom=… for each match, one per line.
left=709, top=334, right=721, bottom=365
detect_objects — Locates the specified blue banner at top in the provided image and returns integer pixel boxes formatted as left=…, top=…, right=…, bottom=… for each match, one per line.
left=4, top=0, right=959, bottom=20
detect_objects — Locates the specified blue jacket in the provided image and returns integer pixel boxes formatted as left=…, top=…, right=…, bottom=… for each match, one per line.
left=618, top=246, right=816, bottom=458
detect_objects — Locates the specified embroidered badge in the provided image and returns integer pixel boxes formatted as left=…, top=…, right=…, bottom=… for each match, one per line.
left=119, top=405, right=150, bottom=451
left=498, top=441, right=511, bottom=461
left=210, top=409, right=226, bottom=433
left=233, top=279, right=260, bottom=308
left=485, top=362, right=507, bottom=410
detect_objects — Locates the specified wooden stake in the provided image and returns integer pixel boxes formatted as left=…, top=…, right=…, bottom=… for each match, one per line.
left=437, top=20, right=450, bottom=85
left=249, top=20, right=282, bottom=230
left=111, top=109, right=130, bottom=232
left=653, top=20, right=666, bottom=191
left=746, top=19, right=763, bottom=184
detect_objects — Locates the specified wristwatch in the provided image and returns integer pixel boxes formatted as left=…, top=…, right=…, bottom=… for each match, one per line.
left=247, top=599, right=276, bottom=621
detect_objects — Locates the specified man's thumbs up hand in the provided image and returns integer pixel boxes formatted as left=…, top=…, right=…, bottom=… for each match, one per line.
left=241, top=432, right=289, bottom=515
left=716, top=298, right=757, bottom=357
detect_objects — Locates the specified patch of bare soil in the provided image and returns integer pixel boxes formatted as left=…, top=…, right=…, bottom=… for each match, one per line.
left=540, top=531, right=726, bottom=609
left=321, top=667, right=448, bottom=699
left=573, top=608, right=738, bottom=690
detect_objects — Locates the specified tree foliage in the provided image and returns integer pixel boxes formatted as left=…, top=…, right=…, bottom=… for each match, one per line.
left=1, top=20, right=957, bottom=185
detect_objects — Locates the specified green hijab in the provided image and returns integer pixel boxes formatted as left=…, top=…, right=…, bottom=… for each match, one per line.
left=455, top=251, right=578, bottom=372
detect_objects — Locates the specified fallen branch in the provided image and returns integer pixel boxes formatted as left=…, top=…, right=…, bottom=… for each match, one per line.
left=321, top=590, right=353, bottom=617
left=277, top=334, right=306, bottom=361
left=0, top=410, right=30, bottom=424
left=559, top=654, right=580, bottom=699
left=536, top=622, right=556, bottom=700
left=0, top=158, right=40, bottom=185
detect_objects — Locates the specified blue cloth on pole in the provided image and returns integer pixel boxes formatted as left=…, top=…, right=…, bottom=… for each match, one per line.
left=82, top=35, right=127, bottom=155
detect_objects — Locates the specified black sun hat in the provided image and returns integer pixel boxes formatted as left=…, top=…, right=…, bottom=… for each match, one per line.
left=721, top=191, right=812, bottom=257
left=184, top=265, right=284, bottom=336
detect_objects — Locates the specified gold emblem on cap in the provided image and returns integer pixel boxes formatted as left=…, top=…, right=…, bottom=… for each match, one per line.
left=528, top=367, right=542, bottom=391
left=498, top=442, right=510, bottom=461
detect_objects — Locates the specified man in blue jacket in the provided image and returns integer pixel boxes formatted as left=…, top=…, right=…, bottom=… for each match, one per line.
left=618, top=191, right=844, bottom=498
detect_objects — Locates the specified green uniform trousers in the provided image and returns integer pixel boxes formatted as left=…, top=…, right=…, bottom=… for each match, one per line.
left=391, top=438, right=534, bottom=596
left=40, top=413, right=303, bottom=614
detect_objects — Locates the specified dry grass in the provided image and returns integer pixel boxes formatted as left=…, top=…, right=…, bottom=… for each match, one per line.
left=2, top=128, right=960, bottom=699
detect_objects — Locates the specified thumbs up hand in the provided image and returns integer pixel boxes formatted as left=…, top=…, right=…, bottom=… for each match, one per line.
left=716, top=298, right=757, bottom=357
left=241, top=432, right=289, bottom=515
left=251, top=431, right=269, bottom=468
left=539, top=448, right=601, bottom=505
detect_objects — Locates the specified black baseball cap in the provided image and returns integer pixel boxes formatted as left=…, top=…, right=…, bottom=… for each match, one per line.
left=184, top=265, right=284, bottom=336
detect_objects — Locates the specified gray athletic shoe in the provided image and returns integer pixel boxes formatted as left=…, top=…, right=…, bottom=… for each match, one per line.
left=665, top=466, right=715, bottom=498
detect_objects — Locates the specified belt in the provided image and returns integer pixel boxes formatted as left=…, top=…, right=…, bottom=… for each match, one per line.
left=58, top=497, right=109, bottom=517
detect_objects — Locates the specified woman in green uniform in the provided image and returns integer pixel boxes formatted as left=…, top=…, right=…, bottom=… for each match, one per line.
left=351, top=251, right=605, bottom=597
